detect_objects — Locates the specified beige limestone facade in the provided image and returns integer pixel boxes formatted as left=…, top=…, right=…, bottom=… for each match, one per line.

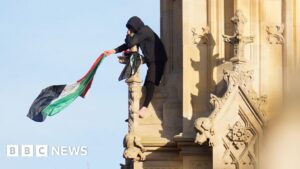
left=120, top=0, right=300, bottom=169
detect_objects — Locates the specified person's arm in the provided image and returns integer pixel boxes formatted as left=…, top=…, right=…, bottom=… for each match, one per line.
left=104, top=29, right=148, bottom=56
left=104, top=43, right=128, bottom=56
left=114, top=43, right=128, bottom=53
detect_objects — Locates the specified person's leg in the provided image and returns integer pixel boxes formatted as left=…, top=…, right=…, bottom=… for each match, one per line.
left=139, top=63, right=156, bottom=118
left=139, top=81, right=155, bottom=118
left=143, top=81, right=155, bottom=107
left=139, top=60, right=167, bottom=118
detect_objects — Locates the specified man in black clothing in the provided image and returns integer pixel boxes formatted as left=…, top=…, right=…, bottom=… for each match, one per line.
left=104, top=16, right=167, bottom=118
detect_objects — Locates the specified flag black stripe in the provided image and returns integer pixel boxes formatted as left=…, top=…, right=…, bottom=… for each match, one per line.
left=27, top=85, right=66, bottom=122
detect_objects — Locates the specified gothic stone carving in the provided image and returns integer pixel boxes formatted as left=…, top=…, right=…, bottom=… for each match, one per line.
left=266, top=24, right=285, bottom=44
left=226, top=121, right=252, bottom=150
left=123, top=132, right=146, bottom=161
left=194, top=64, right=265, bottom=146
left=194, top=117, right=214, bottom=145
left=192, top=26, right=210, bottom=44
left=194, top=10, right=265, bottom=169
left=222, top=111, right=258, bottom=169
left=222, top=10, right=254, bottom=63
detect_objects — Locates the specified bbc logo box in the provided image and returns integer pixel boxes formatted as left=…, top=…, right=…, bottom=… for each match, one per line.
left=7, top=145, right=48, bottom=157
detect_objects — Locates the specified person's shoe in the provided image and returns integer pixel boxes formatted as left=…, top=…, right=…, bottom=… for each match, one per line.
left=138, top=107, right=148, bottom=118
left=125, top=119, right=129, bottom=122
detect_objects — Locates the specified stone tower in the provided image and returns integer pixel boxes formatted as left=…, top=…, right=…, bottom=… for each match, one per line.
left=121, top=0, right=300, bottom=169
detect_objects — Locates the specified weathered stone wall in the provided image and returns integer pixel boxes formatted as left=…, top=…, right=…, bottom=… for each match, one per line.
left=121, top=1, right=300, bottom=169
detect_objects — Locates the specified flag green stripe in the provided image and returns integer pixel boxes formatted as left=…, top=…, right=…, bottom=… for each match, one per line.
left=41, top=56, right=105, bottom=117
left=42, top=84, right=82, bottom=116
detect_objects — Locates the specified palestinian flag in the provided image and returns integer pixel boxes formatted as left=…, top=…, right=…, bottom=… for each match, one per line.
left=27, top=53, right=106, bottom=122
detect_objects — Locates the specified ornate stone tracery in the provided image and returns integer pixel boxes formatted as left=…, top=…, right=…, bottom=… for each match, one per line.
left=222, top=110, right=258, bottom=169
left=194, top=10, right=266, bottom=169
left=226, top=121, right=253, bottom=150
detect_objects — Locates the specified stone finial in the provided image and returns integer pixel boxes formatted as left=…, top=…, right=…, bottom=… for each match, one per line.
left=222, top=10, right=254, bottom=63
left=231, top=10, right=247, bottom=35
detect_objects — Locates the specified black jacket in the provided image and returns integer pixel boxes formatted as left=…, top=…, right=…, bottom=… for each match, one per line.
left=115, top=16, right=167, bottom=64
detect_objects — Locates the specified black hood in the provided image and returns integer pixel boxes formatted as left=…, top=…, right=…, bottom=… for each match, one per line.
left=126, top=16, right=145, bottom=32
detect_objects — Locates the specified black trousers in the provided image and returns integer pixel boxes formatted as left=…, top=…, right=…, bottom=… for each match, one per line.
left=142, top=61, right=166, bottom=107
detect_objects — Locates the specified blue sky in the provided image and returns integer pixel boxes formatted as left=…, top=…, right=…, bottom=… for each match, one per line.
left=0, top=0, right=159, bottom=168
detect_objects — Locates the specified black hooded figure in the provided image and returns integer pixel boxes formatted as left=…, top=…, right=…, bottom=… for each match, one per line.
left=113, top=16, right=168, bottom=116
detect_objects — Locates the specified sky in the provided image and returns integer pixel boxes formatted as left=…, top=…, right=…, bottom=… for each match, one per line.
left=0, top=0, right=160, bottom=168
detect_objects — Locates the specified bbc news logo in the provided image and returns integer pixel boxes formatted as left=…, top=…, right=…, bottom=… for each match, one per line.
left=6, top=145, right=88, bottom=157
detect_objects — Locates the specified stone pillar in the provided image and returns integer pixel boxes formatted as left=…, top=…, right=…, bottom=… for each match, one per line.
left=260, top=0, right=284, bottom=115
left=160, top=0, right=183, bottom=139
left=124, top=46, right=143, bottom=134
left=126, top=65, right=142, bottom=133
left=283, top=0, right=298, bottom=98
left=182, top=0, right=209, bottom=138
left=121, top=47, right=146, bottom=169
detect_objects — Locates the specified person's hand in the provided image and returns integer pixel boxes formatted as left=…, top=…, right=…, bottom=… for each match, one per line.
left=103, top=49, right=116, bottom=56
